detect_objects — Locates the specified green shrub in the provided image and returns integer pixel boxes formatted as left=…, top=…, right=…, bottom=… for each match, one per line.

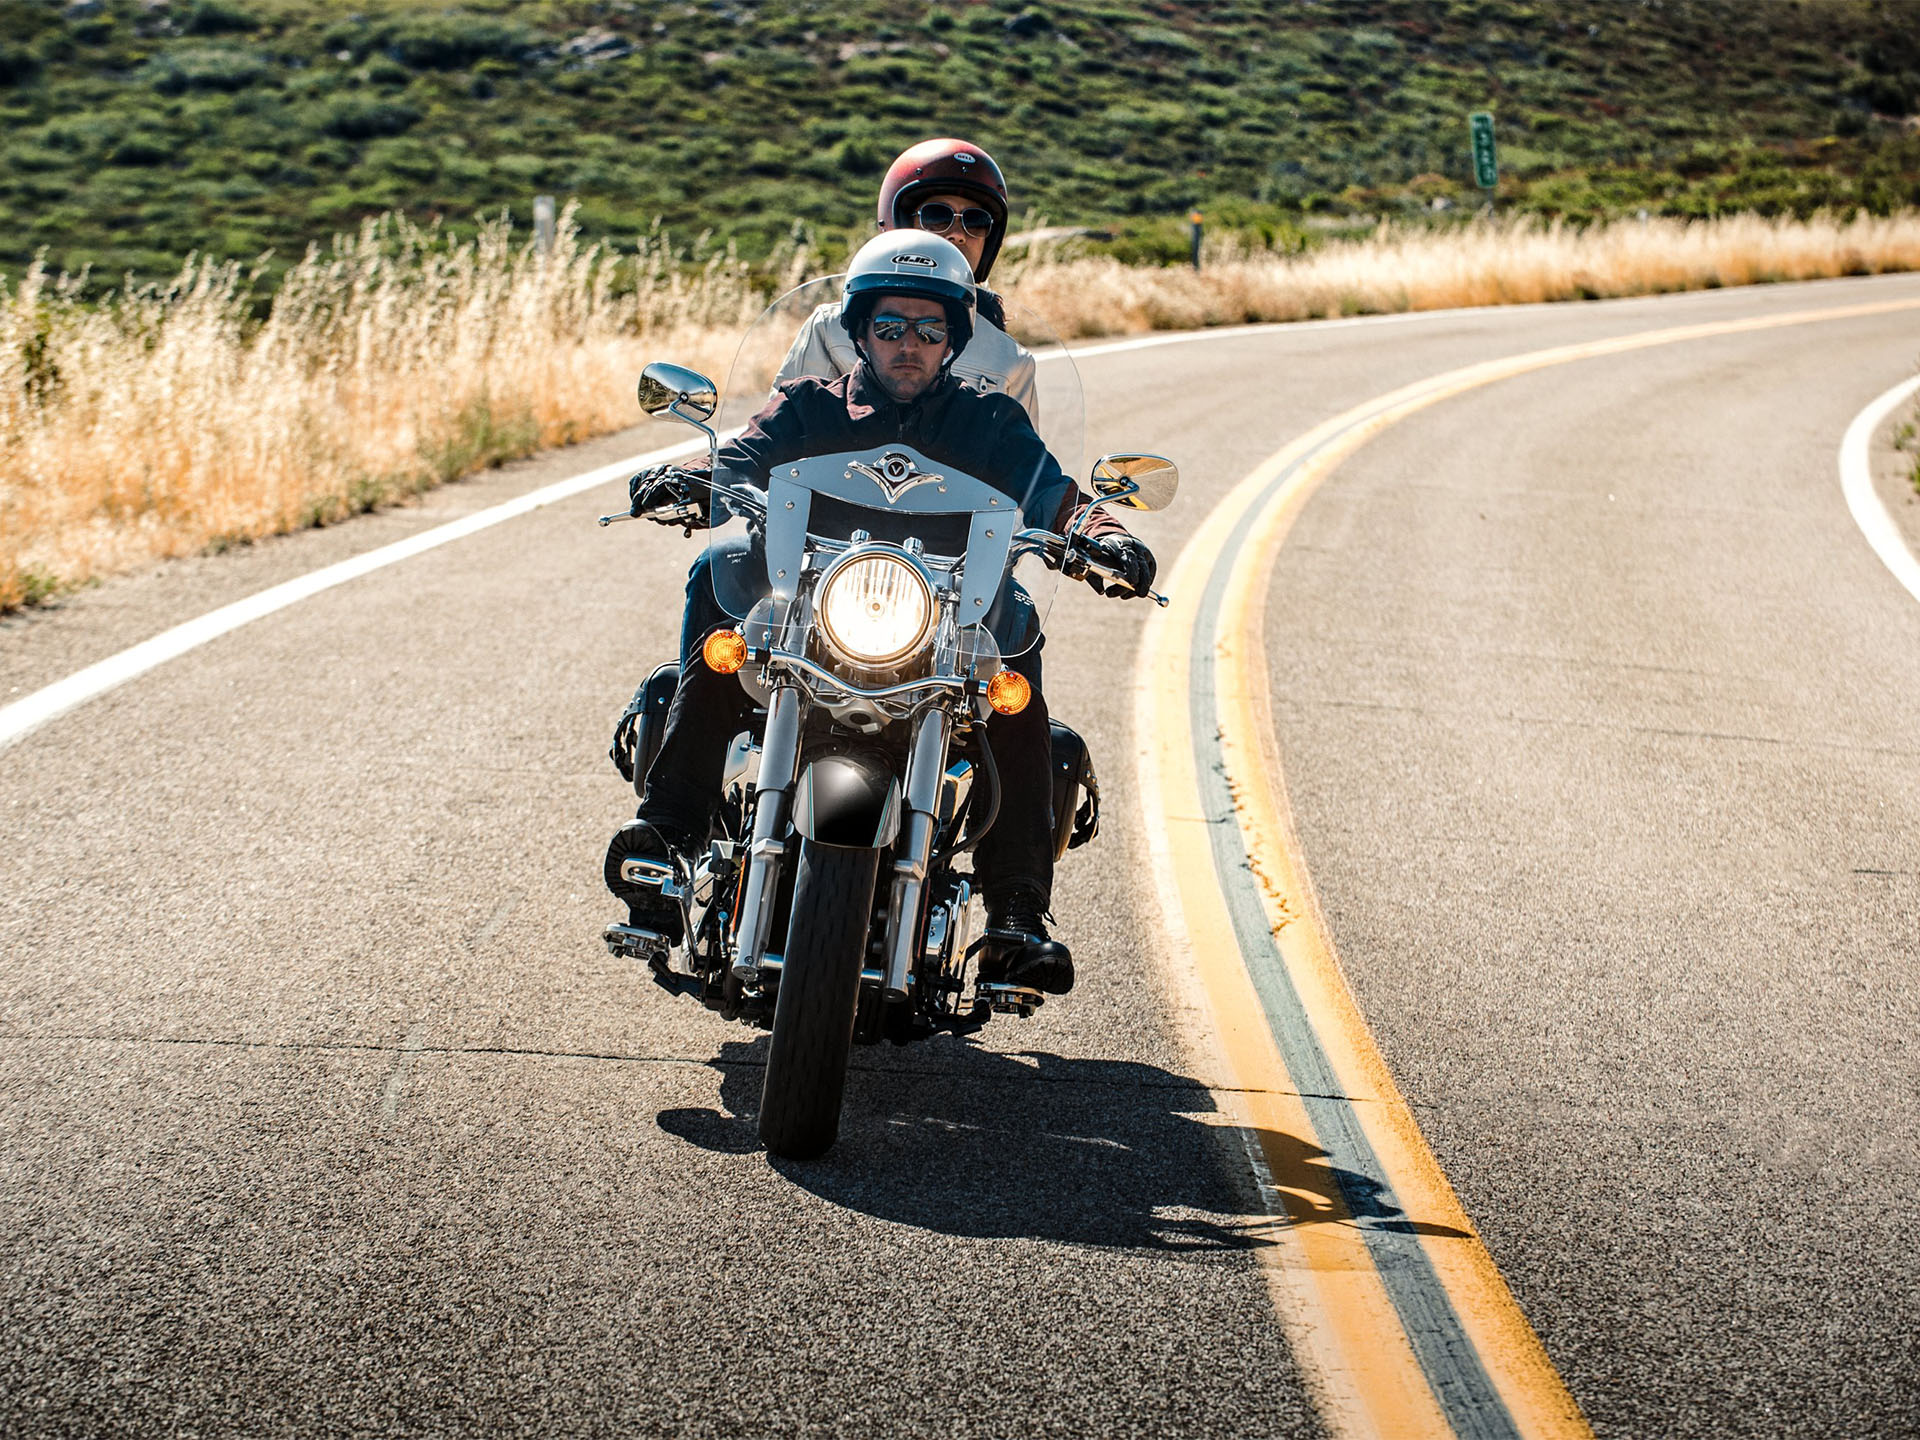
left=5, top=142, right=64, bottom=172
left=491, top=152, right=556, bottom=184
left=364, top=137, right=439, bottom=181
left=364, top=56, right=411, bottom=88
left=381, top=14, right=533, bottom=70
left=323, top=97, right=419, bottom=140
left=0, top=43, right=39, bottom=86
left=1128, top=26, right=1199, bottom=54
left=303, top=140, right=353, bottom=169
left=148, top=47, right=269, bottom=95
left=745, top=139, right=787, bottom=174
left=106, top=133, right=173, bottom=167
left=182, top=2, right=258, bottom=38
left=423, top=396, right=541, bottom=483
left=834, top=137, right=879, bottom=175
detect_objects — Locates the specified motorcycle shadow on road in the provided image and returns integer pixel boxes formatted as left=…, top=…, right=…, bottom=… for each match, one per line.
left=657, top=1039, right=1466, bottom=1252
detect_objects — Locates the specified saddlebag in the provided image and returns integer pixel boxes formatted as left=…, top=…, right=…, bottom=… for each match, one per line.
left=609, top=662, right=681, bottom=794
left=1048, top=720, right=1101, bottom=860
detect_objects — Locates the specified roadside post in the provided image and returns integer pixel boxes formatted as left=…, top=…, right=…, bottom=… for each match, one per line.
left=534, top=194, right=556, bottom=255
left=1188, top=209, right=1204, bottom=270
left=1469, top=111, right=1498, bottom=212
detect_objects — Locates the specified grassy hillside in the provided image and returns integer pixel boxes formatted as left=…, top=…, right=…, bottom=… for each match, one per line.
left=2, top=0, right=1918, bottom=286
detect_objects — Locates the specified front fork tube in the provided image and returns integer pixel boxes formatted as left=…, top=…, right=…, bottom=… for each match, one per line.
left=731, top=684, right=803, bottom=982
left=881, top=708, right=953, bottom=1001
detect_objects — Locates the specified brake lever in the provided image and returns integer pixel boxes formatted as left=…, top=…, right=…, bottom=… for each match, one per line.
left=1087, top=568, right=1172, bottom=607
left=599, top=502, right=704, bottom=528
left=1072, top=537, right=1171, bottom=607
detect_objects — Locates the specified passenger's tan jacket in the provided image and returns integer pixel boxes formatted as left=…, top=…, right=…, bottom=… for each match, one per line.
left=775, top=300, right=1040, bottom=422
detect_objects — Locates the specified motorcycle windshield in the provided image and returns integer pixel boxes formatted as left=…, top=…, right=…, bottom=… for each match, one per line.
left=704, top=274, right=1084, bottom=659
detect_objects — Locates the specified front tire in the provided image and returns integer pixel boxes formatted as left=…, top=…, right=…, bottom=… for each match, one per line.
left=758, top=839, right=880, bottom=1159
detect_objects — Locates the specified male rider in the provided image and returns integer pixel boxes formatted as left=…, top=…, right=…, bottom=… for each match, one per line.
left=606, top=233, right=1156, bottom=996
left=776, top=137, right=1036, bottom=413
left=629, top=138, right=1039, bottom=683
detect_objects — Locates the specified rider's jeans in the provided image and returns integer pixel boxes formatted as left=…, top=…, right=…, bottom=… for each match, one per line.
left=637, top=541, right=1056, bottom=907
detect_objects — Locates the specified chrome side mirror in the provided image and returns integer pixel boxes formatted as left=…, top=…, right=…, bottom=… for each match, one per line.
left=1089, top=453, right=1179, bottom=512
left=637, top=362, right=718, bottom=425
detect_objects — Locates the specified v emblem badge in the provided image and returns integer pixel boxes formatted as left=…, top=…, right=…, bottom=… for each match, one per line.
left=847, top=452, right=945, bottom=505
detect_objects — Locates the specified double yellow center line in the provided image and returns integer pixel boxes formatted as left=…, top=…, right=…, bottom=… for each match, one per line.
left=1132, top=296, right=1920, bottom=1440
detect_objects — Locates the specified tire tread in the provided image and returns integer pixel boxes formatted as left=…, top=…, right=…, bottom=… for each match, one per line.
left=757, top=840, right=879, bottom=1159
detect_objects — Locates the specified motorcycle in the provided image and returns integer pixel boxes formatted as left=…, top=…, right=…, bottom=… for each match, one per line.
left=598, top=281, right=1177, bottom=1160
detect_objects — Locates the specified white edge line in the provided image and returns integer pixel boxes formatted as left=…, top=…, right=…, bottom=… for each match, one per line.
left=1840, top=373, right=1920, bottom=606
left=0, top=434, right=710, bottom=753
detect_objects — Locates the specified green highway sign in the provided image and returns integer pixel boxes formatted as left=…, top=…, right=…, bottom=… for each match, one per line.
left=1469, top=111, right=1498, bottom=189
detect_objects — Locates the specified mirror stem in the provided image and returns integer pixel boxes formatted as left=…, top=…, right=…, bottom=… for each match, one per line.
left=1067, top=478, right=1139, bottom=542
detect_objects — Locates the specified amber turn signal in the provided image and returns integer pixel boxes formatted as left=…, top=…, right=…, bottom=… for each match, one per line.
left=986, top=668, right=1031, bottom=715
left=702, top=629, right=748, bottom=674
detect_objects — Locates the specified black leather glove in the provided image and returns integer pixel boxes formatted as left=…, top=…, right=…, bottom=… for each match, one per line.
left=1085, top=535, right=1156, bottom=599
left=627, top=464, right=709, bottom=527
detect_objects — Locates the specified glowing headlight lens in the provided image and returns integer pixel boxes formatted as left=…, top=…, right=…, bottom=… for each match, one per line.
left=817, top=551, right=933, bottom=665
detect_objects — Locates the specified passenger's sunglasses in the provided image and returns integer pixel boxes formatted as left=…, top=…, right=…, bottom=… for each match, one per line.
left=912, top=201, right=996, bottom=239
left=868, top=313, right=949, bottom=346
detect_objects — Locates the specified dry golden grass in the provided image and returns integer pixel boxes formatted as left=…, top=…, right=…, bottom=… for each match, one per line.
left=999, top=210, right=1920, bottom=336
left=0, top=209, right=768, bottom=611
left=5, top=208, right=1920, bottom=613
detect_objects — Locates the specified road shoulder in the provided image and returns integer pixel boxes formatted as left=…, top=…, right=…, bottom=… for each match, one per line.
left=1872, top=392, right=1920, bottom=566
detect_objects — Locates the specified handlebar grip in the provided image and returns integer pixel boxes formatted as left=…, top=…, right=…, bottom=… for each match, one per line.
left=1080, top=552, right=1136, bottom=595
left=1072, top=536, right=1167, bottom=604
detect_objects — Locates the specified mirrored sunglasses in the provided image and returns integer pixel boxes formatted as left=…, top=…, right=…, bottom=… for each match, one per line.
left=912, top=202, right=996, bottom=239
left=869, top=313, right=949, bottom=345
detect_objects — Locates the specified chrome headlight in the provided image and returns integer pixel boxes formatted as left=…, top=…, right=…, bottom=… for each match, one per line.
left=816, top=547, right=934, bottom=666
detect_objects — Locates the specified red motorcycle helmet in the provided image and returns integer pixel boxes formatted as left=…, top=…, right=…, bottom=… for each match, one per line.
left=876, top=138, right=1010, bottom=282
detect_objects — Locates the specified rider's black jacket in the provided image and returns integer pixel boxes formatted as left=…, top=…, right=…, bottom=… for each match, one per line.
left=714, top=364, right=1126, bottom=540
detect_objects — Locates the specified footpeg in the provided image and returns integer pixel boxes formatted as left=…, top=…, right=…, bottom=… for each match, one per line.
left=976, top=981, right=1046, bottom=1017
left=618, top=858, right=684, bottom=896
left=604, top=922, right=673, bottom=964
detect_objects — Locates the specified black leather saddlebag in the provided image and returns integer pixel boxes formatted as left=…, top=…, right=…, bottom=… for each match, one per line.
left=1048, top=719, right=1101, bottom=860
left=609, top=662, right=681, bottom=795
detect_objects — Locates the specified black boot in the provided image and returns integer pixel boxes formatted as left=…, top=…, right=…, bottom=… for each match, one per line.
left=603, top=818, right=690, bottom=943
left=979, top=882, right=1074, bottom=995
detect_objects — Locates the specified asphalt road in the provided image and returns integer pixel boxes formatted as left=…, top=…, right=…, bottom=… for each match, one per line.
left=4, top=273, right=1919, bottom=1437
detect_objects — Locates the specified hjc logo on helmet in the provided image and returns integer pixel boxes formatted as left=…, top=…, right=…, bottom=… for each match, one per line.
left=892, top=254, right=939, bottom=269
left=955, top=152, right=976, bottom=163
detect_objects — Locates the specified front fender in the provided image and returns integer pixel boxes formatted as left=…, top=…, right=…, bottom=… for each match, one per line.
left=792, top=753, right=903, bottom=849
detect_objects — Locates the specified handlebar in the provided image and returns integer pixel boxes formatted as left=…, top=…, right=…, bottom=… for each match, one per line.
left=1012, top=527, right=1169, bottom=608
left=600, top=511, right=1167, bottom=605
left=597, top=474, right=768, bottom=529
